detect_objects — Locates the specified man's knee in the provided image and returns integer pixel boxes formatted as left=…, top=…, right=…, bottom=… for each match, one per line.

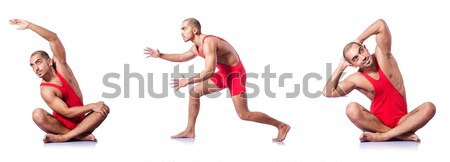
left=346, top=102, right=361, bottom=119
left=32, top=108, right=47, bottom=124
left=94, top=102, right=110, bottom=118
left=189, top=88, right=202, bottom=99
left=422, top=102, right=436, bottom=117
left=237, top=111, right=252, bottom=121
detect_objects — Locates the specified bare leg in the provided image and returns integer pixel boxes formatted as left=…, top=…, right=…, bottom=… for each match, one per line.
left=43, top=104, right=109, bottom=143
left=232, top=93, right=290, bottom=142
left=345, top=102, right=419, bottom=142
left=32, top=108, right=96, bottom=141
left=171, top=80, right=222, bottom=138
left=345, top=102, right=391, bottom=133
left=360, top=102, right=435, bottom=142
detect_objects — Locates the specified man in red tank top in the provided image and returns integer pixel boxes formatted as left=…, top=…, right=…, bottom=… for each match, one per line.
left=10, top=19, right=110, bottom=143
left=323, top=19, right=435, bottom=142
left=144, top=18, right=290, bottom=142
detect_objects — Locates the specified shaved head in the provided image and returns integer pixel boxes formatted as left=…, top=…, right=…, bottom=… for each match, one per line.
left=343, top=42, right=361, bottom=62
left=31, top=50, right=50, bottom=59
left=183, top=18, right=201, bottom=34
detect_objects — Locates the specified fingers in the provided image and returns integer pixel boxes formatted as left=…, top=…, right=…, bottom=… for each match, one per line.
left=170, top=79, right=180, bottom=90
left=8, top=19, right=19, bottom=24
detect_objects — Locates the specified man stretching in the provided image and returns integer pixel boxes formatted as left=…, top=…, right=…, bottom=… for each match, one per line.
left=323, top=19, right=435, bottom=142
left=10, top=19, right=110, bottom=143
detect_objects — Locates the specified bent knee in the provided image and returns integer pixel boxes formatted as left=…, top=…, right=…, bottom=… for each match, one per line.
left=422, top=102, right=436, bottom=116
left=346, top=102, right=362, bottom=118
left=346, top=102, right=360, bottom=113
left=237, top=112, right=252, bottom=121
left=189, top=88, right=203, bottom=98
left=32, top=108, right=47, bottom=123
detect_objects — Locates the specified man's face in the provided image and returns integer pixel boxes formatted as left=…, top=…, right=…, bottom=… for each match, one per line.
left=29, top=54, right=51, bottom=78
left=345, top=44, right=373, bottom=68
left=180, top=21, right=194, bottom=42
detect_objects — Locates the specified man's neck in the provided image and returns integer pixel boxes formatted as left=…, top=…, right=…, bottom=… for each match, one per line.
left=191, top=34, right=205, bottom=46
left=42, top=68, right=57, bottom=82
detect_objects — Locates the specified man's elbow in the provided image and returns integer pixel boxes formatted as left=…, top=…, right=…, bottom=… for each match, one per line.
left=47, top=32, right=59, bottom=41
left=203, top=70, right=215, bottom=79
left=322, top=90, right=332, bottom=98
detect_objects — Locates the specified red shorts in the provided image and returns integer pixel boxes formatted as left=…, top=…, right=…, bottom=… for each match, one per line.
left=210, top=61, right=246, bottom=96
left=53, top=112, right=85, bottom=130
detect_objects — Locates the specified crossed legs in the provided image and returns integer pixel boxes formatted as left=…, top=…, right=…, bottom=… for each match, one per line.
left=346, top=102, right=435, bottom=142
left=32, top=104, right=109, bottom=143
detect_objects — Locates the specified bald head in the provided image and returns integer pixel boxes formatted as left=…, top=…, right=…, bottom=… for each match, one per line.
left=343, top=42, right=361, bottom=62
left=31, top=50, right=50, bottom=59
left=183, top=18, right=201, bottom=34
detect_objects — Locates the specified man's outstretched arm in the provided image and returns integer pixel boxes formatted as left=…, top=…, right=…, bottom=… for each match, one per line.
left=144, top=45, right=197, bottom=62
left=323, top=57, right=356, bottom=97
left=9, top=19, right=67, bottom=65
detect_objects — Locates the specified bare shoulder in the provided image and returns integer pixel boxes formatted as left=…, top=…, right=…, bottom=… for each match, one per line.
left=345, top=72, right=367, bottom=87
left=40, top=86, right=61, bottom=101
left=189, top=45, right=199, bottom=55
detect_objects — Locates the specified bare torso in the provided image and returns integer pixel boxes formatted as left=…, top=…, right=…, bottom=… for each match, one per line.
left=195, top=35, right=240, bottom=66
left=351, top=51, right=406, bottom=101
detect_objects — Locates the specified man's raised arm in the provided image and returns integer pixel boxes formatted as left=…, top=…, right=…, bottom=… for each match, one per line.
left=9, top=19, right=67, bottom=64
left=323, top=57, right=356, bottom=97
left=355, top=19, right=392, bottom=56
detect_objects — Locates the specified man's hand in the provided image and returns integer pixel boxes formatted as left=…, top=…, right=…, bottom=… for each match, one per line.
left=340, top=56, right=351, bottom=68
left=91, top=101, right=110, bottom=115
left=9, top=19, right=30, bottom=30
left=144, top=47, right=161, bottom=58
left=171, top=75, right=189, bottom=91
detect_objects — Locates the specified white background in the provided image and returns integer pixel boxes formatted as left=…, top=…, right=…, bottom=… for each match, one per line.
left=0, top=0, right=449, bottom=161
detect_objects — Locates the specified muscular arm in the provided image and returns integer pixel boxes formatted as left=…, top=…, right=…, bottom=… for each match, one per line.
left=323, top=58, right=356, bottom=97
left=144, top=46, right=197, bottom=62
left=356, top=19, right=392, bottom=56
left=25, top=21, right=67, bottom=65
left=41, top=88, right=92, bottom=118
left=185, top=39, right=216, bottom=84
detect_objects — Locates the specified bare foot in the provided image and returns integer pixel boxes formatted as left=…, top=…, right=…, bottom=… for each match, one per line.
left=359, top=132, right=389, bottom=142
left=171, top=130, right=195, bottom=139
left=43, top=134, right=69, bottom=143
left=396, top=133, right=420, bottom=142
left=272, top=124, right=290, bottom=142
left=75, top=134, right=97, bottom=142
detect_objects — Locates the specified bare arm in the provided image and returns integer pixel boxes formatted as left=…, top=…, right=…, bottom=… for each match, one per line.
left=41, top=87, right=108, bottom=118
left=143, top=46, right=197, bottom=62
left=323, top=57, right=356, bottom=97
left=188, top=39, right=216, bottom=84
left=9, top=19, right=67, bottom=65
left=171, top=39, right=217, bottom=90
left=355, top=19, right=392, bottom=56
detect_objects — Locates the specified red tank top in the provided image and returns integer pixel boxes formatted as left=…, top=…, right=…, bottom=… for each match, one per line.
left=359, top=58, right=407, bottom=127
left=195, top=35, right=244, bottom=72
left=40, top=72, right=84, bottom=120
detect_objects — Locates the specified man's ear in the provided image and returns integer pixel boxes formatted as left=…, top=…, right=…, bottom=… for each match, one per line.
left=47, top=58, right=53, bottom=66
left=193, top=27, right=199, bottom=35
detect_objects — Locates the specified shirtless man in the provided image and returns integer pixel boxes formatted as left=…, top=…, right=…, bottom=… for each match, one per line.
left=144, top=18, right=290, bottom=142
left=10, top=19, right=110, bottom=143
left=323, top=19, right=435, bottom=142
